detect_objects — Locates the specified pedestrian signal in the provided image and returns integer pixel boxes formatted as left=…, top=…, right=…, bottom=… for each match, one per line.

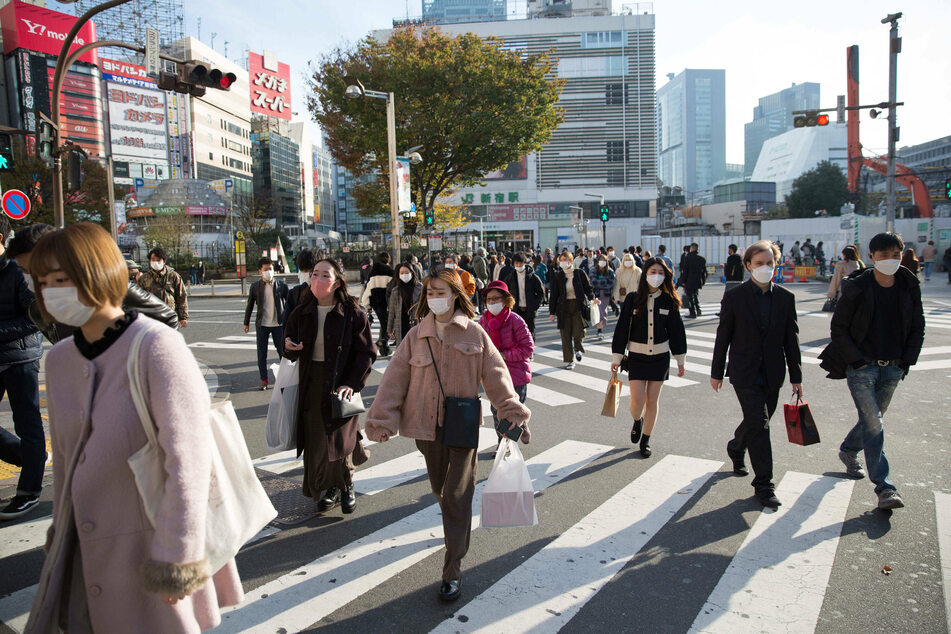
left=600, top=205, right=609, bottom=222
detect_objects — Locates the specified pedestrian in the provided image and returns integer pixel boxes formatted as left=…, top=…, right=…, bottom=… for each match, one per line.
left=901, top=248, right=920, bottom=281
left=188, top=262, right=197, bottom=286
left=815, top=241, right=827, bottom=276
left=282, top=248, right=317, bottom=332
left=819, top=232, right=924, bottom=510
left=405, top=253, right=424, bottom=281
left=945, top=246, right=951, bottom=284
left=589, top=253, right=615, bottom=341
left=613, top=251, right=642, bottom=307
left=710, top=240, right=803, bottom=509
left=827, top=246, right=862, bottom=301
left=790, top=240, right=801, bottom=265
left=478, top=280, right=534, bottom=450
left=611, top=257, right=687, bottom=458
left=494, top=255, right=514, bottom=282
left=387, top=262, right=422, bottom=348
left=359, top=256, right=372, bottom=286
left=365, top=269, right=531, bottom=603
left=532, top=254, right=549, bottom=305
left=656, top=244, right=673, bottom=271
left=443, top=253, right=477, bottom=298
left=0, top=216, right=45, bottom=520
left=197, top=260, right=205, bottom=284
left=283, top=259, right=377, bottom=515
left=502, top=253, right=544, bottom=340
left=360, top=251, right=395, bottom=356
left=683, top=243, right=707, bottom=318
left=677, top=246, right=690, bottom=288
left=138, top=246, right=189, bottom=327
left=472, top=247, right=489, bottom=312
left=918, top=240, right=936, bottom=281
left=549, top=250, right=596, bottom=369
left=724, top=243, right=744, bottom=290
left=244, top=256, right=290, bottom=391
left=801, top=238, right=815, bottom=265
left=27, top=222, right=243, bottom=631
left=606, top=246, right=621, bottom=270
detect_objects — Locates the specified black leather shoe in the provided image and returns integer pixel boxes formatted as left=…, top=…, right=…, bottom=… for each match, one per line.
left=756, top=490, right=781, bottom=509
left=317, top=487, right=340, bottom=512
left=639, top=435, right=652, bottom=458
left=727, top=441, right=749, bottom=476
left=438, top=579, right=461, bottom=602
left=630, top=419, right=643, bottom=444
left=341, top=485, right=356, bottom=514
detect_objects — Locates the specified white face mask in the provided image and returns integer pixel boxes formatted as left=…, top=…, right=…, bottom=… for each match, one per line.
left=487, top=302, right=504, bottom=315
left=559, top=261, right=572, bottom=270
left=428, top=297, right=452, bottom=315
left=598, top=261, right=607, bottom=268
left=751, top=265, right=774, bottom=284
left=42, top=286, right=96, bottom=327
left=150, top=260, right=164, bottom=272
left=623, top=260, right=634, bottom=268
left=607, top=251, right=615, bottom=257
left=262, top=270, right=275, bottom=282
left=22, top=272, right=35, bottom=294
left=515, top=266, right=525, bottom=273
left=399, top=272, right=413, bottom=283
left=444, top=262, right=457, bottom=270
left=874, top=259, right=901, bottom=276
left=646, top=274, right=666, bottom=289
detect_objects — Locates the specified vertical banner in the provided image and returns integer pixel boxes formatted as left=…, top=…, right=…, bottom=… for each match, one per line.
left=396, top=156, right=412, bottom=213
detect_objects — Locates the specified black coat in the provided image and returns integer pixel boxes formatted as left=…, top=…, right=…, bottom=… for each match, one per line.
left=282, top=282, right=310, bottom=331
left=284, top=295, right=377, bottom=458
left=711, top=280, right=802, bottom=388
left=503, top=266, right=545, bottom=313
left=612, top=291, right=686, bottom=358
left=244, top=278, right=290, bottom=328
left=0, top=257, right=42, bottom=367
left=682, top=252, right=708, bottom=289
left=548, top=268, right=593, bottom=330
left=724, top=254, right=744, bottom=282
left=818, top=267, right=924, bottom=379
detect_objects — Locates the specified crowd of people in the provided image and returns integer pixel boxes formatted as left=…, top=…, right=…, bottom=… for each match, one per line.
left=0, top=215, right=930, bottom=622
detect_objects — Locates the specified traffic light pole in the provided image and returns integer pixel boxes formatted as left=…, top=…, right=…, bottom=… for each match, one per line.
left=883, top=12, right=902, bottom=233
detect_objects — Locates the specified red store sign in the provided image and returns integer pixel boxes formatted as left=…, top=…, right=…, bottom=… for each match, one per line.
left=0, top=1, right=98, bottom=64
left=248, top=51, right=291, bottom=121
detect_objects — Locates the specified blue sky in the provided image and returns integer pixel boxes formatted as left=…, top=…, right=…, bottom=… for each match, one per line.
left=183, top=0, right=951, bottom=164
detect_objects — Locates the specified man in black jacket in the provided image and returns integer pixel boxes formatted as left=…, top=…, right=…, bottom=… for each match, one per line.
left=711, top=240, right=802, bottom=509
left=683, top=243, right=707, bottom=318
left=818, top=232, right=924, bottom=511
left=244, top=256, right=289, bottom=390
left=0, top=217, right=45, bottom=519
left=360, top=251, right=395, bottom=356
left=282, top=248, right=316, bottom=331
left=503, top=253, right=545, bottom=339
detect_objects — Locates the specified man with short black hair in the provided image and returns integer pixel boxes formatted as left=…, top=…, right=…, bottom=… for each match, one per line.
left=503, top=253, right=545, bottom=338
left=820, top=232, right=924, bottom=511
left=244, top=256, right=289, bottom=390
left=656, top=244, right=673, bottom=272
left=682, top=243, right=707, bottom=318
left=138, top=245, right=189, bottom=326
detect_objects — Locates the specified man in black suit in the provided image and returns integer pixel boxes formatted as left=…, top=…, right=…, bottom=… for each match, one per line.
left=711, top=240, right=803, bottom=509
left=683, top=243, right=707, bottom=318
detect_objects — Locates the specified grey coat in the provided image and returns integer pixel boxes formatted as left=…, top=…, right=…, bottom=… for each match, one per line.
left=386, top=280, right=422, bottom=344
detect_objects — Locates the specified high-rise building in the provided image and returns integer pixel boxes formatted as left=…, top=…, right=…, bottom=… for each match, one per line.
left=332, top=164, right=385, bottom=239
left=288, top=121, right=314, bottom=228
left=312, top=145, right=335, bottom=230
left=421, top=0, right=507, bottom=24
left=252, top=117, right=303, bottom=234
left=527, top=0, right=610, bottom=18
left=751, top=124, right=847, bottom=201
left=656, top=68, right=726, bottom=194
left=744, top=82, right=820, bottom=177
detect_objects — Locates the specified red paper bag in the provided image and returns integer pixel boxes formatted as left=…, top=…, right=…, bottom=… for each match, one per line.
left=784, top=398, right=820, bottom=446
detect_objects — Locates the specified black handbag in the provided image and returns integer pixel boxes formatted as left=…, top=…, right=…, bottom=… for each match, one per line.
left=618, top=294, right=637, bottom=373
left=329, top=305, right=367, bottom=420
left=821, top=295, right=838, bottom=313
left=426, top=339, right=481, bottom=449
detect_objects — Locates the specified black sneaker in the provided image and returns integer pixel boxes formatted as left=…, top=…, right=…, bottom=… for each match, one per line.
left=0, top=495, right=40, bottom=520
left=317, top=487, right=341, bottom=512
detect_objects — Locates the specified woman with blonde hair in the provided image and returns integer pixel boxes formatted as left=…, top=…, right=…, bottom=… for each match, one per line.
left=366, top=269, right=531, bottom=603
left=27, top=223, right=242, bottom=632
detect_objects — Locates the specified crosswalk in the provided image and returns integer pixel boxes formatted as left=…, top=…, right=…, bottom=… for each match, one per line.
left=3, top=435, right=949, bottom=633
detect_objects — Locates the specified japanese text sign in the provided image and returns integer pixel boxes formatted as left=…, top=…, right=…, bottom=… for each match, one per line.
left=248, top=51, right=291, bottom=120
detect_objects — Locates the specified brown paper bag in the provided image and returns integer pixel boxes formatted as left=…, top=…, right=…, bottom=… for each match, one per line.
left=601, top=373, right=622, bottom=417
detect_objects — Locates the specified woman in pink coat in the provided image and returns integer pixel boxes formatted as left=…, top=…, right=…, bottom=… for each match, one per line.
left=478, top=280, right=534, bottom=450
left=26, top=223, right=242, bottom=633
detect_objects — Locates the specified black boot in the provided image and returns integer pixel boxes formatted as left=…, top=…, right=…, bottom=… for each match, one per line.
left=630, top=418, right=643, bottom=444
left=317, top=487, right=341, bottom=512
left=727, top=440, right=749, bottom=476
left=341, top=485, right=356, bottom=514
left=640, top=434, right=652, bottom=458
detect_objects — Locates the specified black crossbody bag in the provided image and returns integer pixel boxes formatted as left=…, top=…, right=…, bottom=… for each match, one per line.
left=330, top=305, right=366, bottom=420
left=426, top=339, right=481, bottom=449
left=619, top=293, right=637, bottom=373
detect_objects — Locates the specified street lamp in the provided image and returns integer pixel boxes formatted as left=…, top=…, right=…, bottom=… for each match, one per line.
left=346, top=78, right=402, bottom=263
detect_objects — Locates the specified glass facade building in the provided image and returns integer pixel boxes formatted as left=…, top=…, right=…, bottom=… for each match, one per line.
left=252, top=129, right=303, bottom=231
left=421, top=0, right=507, bottom=24
left=744, top=82, right=820, bottom=177
left=713, top=181, right=776, bottom=208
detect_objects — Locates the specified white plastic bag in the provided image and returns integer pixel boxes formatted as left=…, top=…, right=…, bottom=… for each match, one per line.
left=481, top=438, right=538, bottom=528
left=587, top=300, right=601, bottom=326
left=265, top=358, right=299, bottom=450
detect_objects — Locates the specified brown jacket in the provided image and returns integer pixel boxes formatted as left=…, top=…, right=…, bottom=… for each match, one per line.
left=365, top=311, right=530, bottom=442
left=283, top=294, right=377, bottom=460
left=137, top=265, right=189, bottom=321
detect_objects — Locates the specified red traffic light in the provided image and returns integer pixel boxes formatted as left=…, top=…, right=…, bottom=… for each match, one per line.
left=218, top=72, right=237, bottom=89
left=817, top=114, right=830, bottom=126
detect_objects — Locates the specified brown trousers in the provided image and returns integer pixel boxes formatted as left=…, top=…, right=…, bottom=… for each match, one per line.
left=416, top=426, right=478, bottom=582
left=560, top=298, right=585, bottom=362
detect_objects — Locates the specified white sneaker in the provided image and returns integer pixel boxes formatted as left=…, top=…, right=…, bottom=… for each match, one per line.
left=565, top=361, right=576, bottom=370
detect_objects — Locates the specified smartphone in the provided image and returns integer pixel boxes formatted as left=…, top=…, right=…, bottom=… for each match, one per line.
left=495, top=419, right=523, bottom=442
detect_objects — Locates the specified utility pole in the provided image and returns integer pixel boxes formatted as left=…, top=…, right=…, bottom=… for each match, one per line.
left=883, top=12, right=902, bottom=233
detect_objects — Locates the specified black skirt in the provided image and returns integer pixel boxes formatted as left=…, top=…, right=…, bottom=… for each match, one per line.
left=625, top=351, right=670, bottom=381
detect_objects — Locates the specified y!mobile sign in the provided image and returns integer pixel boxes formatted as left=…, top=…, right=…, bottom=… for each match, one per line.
left=0, top=1, right=99, bottom=64
left=248, top=51, right=291, bottom=121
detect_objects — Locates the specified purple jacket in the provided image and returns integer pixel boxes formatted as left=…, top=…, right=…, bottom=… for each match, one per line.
left=478, top=310, right=534, bottom=387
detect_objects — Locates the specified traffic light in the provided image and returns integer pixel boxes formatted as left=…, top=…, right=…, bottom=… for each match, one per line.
left=793, top=111, right=830, bottom=127
left=599, top=204, right=609, bottom=222
left=34, top=119, right=54, bottom=166
left=0, top=133, right=13, bottom=172
left=945, top=179, right=951, bottom=201
left=65, top=151, right=83, bottom=192
left=157, top=61, right=237, bottom=97
left=423, top=208, right=435, bottom=227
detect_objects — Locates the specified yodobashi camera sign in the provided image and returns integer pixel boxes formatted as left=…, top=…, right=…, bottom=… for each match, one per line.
left=0, top=1, right=99, bottom=65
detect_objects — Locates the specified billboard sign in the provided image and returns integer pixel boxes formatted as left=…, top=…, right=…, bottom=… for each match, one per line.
left=0, top=1, right=98, bottom=64
left=248, top=51, right=291, bottom=120
left=107, top=82, right=169, bottom=160
left=101, top=57, right=154, bottom=87
left=396, top=156, right=411, bottom=213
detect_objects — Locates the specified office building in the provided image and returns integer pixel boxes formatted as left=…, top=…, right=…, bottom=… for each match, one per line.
left=744, top=82, right=819, bottom=177
left=751, top=123, right=847, bottom=201
left=657, top=68, right=726, bottom=195
left=421, top=0, right=507, bottom=24
left=333, top=164, right=385, bottom=239
left=313, top=145, right=335, bottom=231
left=527, top=0, right=610, bottom=18
left=288, top=121, right=315, bottom=230
left=252, top=117, right=303, bottom=234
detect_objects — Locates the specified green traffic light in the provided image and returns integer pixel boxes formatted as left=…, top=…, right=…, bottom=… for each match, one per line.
left=0, top=155, right=7, bottom=170
left=945, top=180, right=951, bottom=201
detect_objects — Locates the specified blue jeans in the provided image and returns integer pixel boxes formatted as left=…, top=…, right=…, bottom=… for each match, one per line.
left=0, top=360, right=45, bottom=496
left=923, top=261, right=933, bottom=279
left=842, top=364, right=903, bottom=493
left=256, top=325, right=284, bottom=381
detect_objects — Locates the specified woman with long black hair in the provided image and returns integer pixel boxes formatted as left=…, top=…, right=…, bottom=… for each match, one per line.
left=611, top=257, right=687, bottom=457
left=386, top=262, right=422, bottom=348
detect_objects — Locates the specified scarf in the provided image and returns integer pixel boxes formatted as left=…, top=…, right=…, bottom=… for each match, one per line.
left=485, top=306, right=510, bottom=350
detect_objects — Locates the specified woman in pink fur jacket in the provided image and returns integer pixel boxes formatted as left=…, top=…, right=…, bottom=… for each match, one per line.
left=26, top=223, right=242, bottom=633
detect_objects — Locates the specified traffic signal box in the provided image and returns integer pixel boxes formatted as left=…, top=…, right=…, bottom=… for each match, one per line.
left=158, top=61, right=237, bottom=97
left=424, top=208, right=435, bottom=227
left=793, top=112, right=830, bottom=128
left=600, top=205, right=609, bottom=222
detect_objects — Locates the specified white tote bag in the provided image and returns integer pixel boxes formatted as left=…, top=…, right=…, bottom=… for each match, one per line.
left=266, top=358, right=299, bottom=451
left=586, top=300, right=601, bottom=326
left=127, top=327, right=277, bottom=573
left=480, top=438, right=538, bottom=528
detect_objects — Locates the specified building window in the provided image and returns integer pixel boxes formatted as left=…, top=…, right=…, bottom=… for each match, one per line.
left=557, top=56, right=628, bottom=79
left=606, top=84, right=626, bottom=106
left=607, top=169, right=624, bottom=186
left=607, top=141, right=626, bottom=163
left=580, top=31, right=623, bottom=49
left=209, top=152, right=213, bottom=160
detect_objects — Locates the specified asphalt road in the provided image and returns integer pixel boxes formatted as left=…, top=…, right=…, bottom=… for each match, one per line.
left=2, top=280, right=950, bottom=633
